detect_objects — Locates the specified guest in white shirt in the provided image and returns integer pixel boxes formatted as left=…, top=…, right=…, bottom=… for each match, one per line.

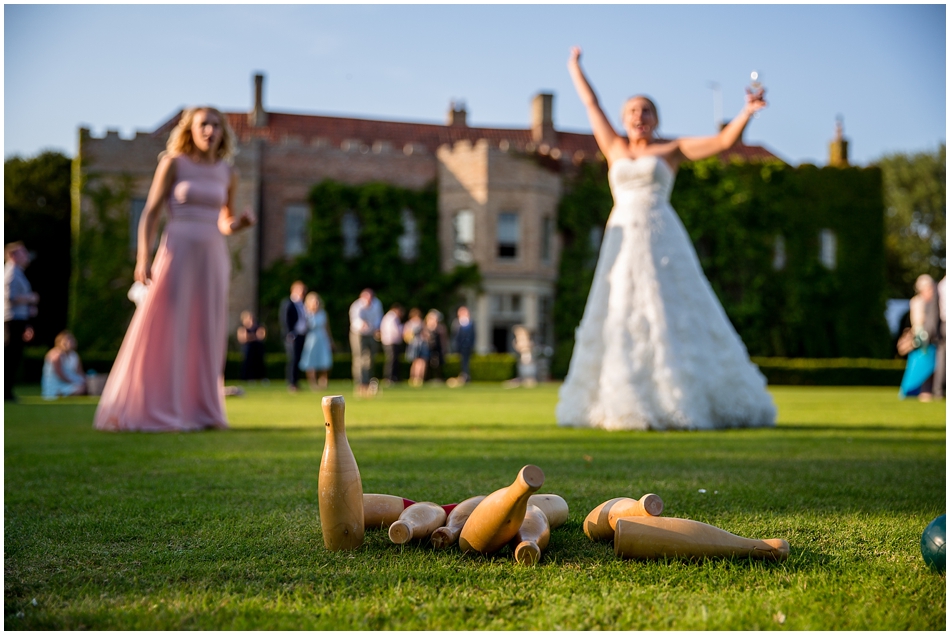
left=5, top=242, right=39, bottom=401
left=380, top=304, right=404, bottom=386
left=349, top=288, right=383, bottom=396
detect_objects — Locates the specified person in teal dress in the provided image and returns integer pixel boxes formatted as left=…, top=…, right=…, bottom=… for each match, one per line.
left=299, top=292, right=333, bottom=390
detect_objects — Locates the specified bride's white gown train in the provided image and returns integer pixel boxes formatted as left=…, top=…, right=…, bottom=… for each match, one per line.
left=556, top=155, right=776, bottom=431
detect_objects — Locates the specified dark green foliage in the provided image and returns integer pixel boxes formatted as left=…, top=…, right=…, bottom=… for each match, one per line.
left=259, top=180, right=480, bottom=351
left=553, top=159, right=891, bottom=377
left=877, top=144, right=946, bottom=298
left=3, top=151, right=73, bottom=348
left=69, top=173, right=137, bottom=353
left=552, top=161, right=613, bottom=375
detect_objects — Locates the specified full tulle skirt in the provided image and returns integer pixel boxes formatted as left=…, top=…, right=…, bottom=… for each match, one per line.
left=94, top=220, right=230, bottom=432
left=556, top=198, right=776, bottom=431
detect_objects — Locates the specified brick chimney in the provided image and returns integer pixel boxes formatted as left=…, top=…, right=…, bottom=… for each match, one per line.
left=531, top=92, right=556, bottom=145
left=249, top=73, right=268, bottom=128
left=828, top=115, right=849, bottom=167
left=447, top=100, right=467, bottom=127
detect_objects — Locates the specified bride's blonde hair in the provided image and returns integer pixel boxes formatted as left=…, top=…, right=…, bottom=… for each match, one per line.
left=165, top=106, right=236, bottom=162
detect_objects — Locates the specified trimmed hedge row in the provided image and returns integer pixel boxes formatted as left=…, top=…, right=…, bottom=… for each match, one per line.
left=18, top=348, right=908, bottom=387
left=15, top=349, right=517, bottom=384
left=750, top=357, right=906, bottom=387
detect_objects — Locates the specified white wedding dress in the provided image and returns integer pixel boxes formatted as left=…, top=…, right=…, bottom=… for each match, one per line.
left=556, top=155, right=776, bottom=431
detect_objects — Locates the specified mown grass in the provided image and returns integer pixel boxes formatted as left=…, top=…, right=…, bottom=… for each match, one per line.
left=4, top=383, right=946, bottom=630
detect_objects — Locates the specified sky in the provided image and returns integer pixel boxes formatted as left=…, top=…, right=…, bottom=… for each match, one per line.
left=4, top=3, right=946, bottom=166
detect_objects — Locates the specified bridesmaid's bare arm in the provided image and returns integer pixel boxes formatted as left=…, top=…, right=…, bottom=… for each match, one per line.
left=568, top=47, right=627, bottom=165
left=134, top=154, right=176, bottom=284
left=218, top=168, right=255, bottom=236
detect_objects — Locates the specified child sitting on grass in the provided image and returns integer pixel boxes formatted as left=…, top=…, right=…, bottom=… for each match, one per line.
left=41, top=331, right=87, bottom=400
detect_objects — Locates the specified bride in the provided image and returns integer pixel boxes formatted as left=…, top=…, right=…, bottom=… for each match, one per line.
left=556, top=47, right=777, bottom=431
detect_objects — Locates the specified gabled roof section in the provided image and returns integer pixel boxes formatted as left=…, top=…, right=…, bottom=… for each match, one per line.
left=152, top=110, right=784, bottom=164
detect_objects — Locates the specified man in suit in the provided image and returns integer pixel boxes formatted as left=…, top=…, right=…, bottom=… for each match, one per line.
left=452, top=305, right=476, bottom=384
left=279, top=280, right=307, bottom=392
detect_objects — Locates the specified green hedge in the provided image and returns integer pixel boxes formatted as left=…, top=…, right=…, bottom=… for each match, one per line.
left=554, top=158, right=891, bottom=377
left=750, top=357, right=905, bottom=387
left=18, top=348, right=906, bottom=387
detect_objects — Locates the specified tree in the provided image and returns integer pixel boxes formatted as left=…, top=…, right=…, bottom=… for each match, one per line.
left=4, top=151, right=73, bottom=348
left=877, top=144, right=946, bottom=298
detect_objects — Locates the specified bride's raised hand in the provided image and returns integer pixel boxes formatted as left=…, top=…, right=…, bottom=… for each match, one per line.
left=568, top=46, right=582, bottom=67
left=744, top=87, right=767, bottom=114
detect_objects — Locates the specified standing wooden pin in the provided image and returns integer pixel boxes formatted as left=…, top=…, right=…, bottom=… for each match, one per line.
left=388, top=502, right=447, bottom=544
left=318, top=395, right=364, bottom=550
left=583, top=495, right=664, bottom=541
left=460, top=465, right=545, bottom=554
left=431, top=495, right=486, bottom=549
left=614, top=516, right=789, bottom=561
left=511, top=504, right=551, bottom=565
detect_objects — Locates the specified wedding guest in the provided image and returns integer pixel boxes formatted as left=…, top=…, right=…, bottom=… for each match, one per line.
left=42, top=330, right=86, bottom=400
left=934, top=276, right=946, bottom=399
left=451, top=305, right=476, bottom=384
left=404, top=308, right=428, bottom=387
left=899, top=274, right=937, bottom=400
left=279, top=280, right=308, bottom=392
left=349, top=288, right=383, bottom=396
left=237, top=310, right=266, bottom=381
left=4, top=241, right=39, bottom=402
left=424, top=309, right=450, bottom=383
left=94, top=106, right=254, bottom=431
left=299, top=292, right=333, bottom=390
left=380, top=303, right=404, bottom=386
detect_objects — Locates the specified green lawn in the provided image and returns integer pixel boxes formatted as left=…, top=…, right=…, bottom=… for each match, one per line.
left=4, top=382, right=946, bottom=630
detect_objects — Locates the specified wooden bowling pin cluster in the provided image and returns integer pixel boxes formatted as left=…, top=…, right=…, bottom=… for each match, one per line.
left=584, top=493, right=789, bottom=562
left=366, top=466, right=568, bottom=566
left=318, top=398, right=566, bottom=563
left=318, top=395, right=787, bottom=563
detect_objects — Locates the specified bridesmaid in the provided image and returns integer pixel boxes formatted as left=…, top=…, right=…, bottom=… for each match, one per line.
left=94, top=106, right=254, bottom=432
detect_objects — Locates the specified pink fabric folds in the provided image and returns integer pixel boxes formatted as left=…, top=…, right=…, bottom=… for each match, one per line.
left=94, top=155, right=231, bottom=432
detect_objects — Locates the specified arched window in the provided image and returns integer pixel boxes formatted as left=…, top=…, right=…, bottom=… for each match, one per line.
left=497, top=212, right=520, bottom=259
left=819, top=229, right=837, bottom=270
left=284, top=204, right=311, bottom=258
left=341, top=210, right=361, bottom=259
left=453, top=210, right=474, bottom=264
left=398, top=208, right=419, bottom=261
left=772, top=234, right=787, bottom=271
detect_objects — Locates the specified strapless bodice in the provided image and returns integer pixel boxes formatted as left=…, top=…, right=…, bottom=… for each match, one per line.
left=607, top=155, right=675, bottom=206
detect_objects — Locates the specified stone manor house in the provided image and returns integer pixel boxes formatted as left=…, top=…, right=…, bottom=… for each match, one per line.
left=76, top=73, right=779, bottom=354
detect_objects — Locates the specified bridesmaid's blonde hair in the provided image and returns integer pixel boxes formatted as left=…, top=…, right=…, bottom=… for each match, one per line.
left=165, top=106, right=236, bottom=162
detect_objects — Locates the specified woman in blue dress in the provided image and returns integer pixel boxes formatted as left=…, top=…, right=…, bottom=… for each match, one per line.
left=299, top=292, right=333, bottom=390
left=899, top=275, right=937, bottom=400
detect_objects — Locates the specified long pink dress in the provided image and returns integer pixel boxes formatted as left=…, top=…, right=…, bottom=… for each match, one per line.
left=94, top=155, right=231, bottom=432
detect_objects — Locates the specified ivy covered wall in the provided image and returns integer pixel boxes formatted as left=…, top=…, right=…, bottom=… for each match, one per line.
left=553, top=158, right=890, bottom=377
left=69, top=167, right=138, bottom=353
left=259, top=179, right=480, bottom=351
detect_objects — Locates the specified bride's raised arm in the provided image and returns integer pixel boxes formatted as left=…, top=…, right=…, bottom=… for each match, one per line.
left=676, top=88, right=767, bottom=162
left=568, top=47, right=626, bottom=164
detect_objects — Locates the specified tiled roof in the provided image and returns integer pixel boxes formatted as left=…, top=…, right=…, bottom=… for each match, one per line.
left=153, top=110, right=783, bottom=164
